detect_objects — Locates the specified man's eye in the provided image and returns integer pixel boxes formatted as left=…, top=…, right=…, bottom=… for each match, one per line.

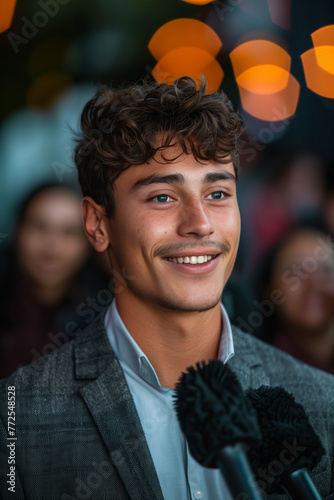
left=152, top=194, right=170, bottom=203
left=208, top=191, right=225, bottom=200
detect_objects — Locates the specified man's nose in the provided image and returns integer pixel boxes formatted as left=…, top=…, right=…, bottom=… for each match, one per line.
left=177, top=196, right=215, bottom=238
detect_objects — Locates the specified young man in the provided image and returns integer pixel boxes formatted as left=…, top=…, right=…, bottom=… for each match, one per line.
left=0, top=77, right=333, bottom=499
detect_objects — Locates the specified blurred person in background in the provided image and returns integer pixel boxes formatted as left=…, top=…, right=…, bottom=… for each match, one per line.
left=244, top=151, right=326, bottom=268
left=255, top=220, right=334, bottom=374
left=0, top=183, right=109, bottom=378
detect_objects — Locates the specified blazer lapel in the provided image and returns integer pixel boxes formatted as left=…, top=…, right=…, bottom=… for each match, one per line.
left=228, top=326, right=271, bottom=388
left=74, top=313, right=164, bottom=500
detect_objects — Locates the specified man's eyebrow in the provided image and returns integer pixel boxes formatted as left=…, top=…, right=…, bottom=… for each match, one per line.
left=131, top=170, right=236, bottom=191
left=203, top=171, right=236, bottom=183
left=131, top=173, right=185, bottom=191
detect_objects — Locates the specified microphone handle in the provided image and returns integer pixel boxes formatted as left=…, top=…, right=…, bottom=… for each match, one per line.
left=216, top=444, right=263, bottom=500
left=281, top=468, right=323, bottom=500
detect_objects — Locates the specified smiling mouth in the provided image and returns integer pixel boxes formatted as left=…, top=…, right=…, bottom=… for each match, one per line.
left=163, top=254, right=219, bottom=264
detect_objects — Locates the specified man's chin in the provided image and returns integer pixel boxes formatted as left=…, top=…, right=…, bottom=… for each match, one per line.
left=156, top=294, right=222, bottom=313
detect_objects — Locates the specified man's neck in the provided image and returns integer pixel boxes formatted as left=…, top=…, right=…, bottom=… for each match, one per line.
left=115, top=294, right=222, bottom=389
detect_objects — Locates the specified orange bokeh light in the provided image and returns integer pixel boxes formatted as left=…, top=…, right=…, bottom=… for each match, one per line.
left=230, top=40, right=291, bottom=78
left=0, top=0, right=17, bottom=33
left=301, top=48, right=334, bottom=98
left=312, top=26, right=334, bottom=74
left=311, top=25, right=334, bottom=48
left=237, top=65, right=290, bottom=95
left=148, top=18, right=222, bottom=61
left=152, top=47, right=223, bottom=92
left=313, top=46, right=334, bottom=75
left=181, top=0, right=215, bottom=3
left=301, top=26, right=334, bottom=98
left=238, top=73, right=300, bottom=121
left=230, top=39, right=299, bottom=120
left=148, top=18, right=223, bottom=92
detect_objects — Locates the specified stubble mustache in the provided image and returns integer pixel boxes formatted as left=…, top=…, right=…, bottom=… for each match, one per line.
left=154, top=240, right=230, bottom=258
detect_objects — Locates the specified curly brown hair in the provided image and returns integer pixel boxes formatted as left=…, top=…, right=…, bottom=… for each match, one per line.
left=75, top=76, right=244, bottom=218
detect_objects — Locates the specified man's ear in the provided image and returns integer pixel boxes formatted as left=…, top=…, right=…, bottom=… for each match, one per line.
left=82, top=196, right=110, bottom=252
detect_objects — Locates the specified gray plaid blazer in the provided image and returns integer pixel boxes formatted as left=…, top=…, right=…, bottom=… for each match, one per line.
left=0, top=313, right=333, bottom=499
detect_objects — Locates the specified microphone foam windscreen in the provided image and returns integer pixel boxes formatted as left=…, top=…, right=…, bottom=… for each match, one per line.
left=246, top=386, right=325, bottom=493
left=174, top=360, right=262, bottom=468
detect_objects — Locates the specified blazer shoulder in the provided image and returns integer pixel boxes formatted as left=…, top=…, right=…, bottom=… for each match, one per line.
left=0, top=336, right=75, bottom=394
left=231, top=325, right=334, bottom=399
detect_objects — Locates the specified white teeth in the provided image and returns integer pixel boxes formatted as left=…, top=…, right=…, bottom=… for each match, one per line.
left=166, top=255, right=215, bottom=264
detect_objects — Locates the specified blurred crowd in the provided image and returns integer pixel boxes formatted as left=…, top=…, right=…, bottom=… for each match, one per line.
left=224, top=148, right=334, bottom=374
left=1, top=148, right=334, bottom=377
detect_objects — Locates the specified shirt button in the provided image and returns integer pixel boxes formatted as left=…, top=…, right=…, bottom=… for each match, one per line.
left=193, top=490, right=203, bottom=499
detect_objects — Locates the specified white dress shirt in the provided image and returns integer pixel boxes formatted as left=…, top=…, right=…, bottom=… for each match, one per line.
left=104, top=300, right=234, bottom=500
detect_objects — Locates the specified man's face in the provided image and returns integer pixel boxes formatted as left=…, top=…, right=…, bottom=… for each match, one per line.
left=106, top=149, right=240, bottom=312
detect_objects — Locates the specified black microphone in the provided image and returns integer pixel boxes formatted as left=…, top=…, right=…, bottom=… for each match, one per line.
left=174, top=360, right=263, bottom=500
left=246, top=386, right=325, bottom=500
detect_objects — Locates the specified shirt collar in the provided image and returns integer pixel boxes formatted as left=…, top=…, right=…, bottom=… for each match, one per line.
left=104, top=299, right=234, bottom=391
